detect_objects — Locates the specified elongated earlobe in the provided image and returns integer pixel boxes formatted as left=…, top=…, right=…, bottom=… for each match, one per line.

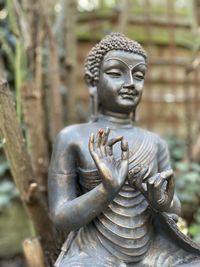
left=89, top=86, right=99, bottom=121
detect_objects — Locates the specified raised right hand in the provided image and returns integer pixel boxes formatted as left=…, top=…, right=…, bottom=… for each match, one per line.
left=89, top=127, right=129, bottom=193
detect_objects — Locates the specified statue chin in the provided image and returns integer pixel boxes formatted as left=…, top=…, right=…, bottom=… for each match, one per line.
left=48, top=32, right=200, bottom=267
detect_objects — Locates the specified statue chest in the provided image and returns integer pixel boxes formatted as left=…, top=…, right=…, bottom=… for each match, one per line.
left=77, top=130, right=157, bottom=262
left=77, top=128, right=159, bottom=183
left=77, top=137, right=158, bottom=192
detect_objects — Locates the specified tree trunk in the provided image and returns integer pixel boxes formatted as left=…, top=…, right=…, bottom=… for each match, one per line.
left=118, top=0, right=130, bottom=33
left=21, top=83, right=49, bottom=198
left=39, top=0, right=64, bottom=141
left=60, top=0, right=77, bottom=123
left=0, top=80, right=57, bottom=265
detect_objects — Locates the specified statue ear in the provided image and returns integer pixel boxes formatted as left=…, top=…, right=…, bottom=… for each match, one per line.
left=88, top=85, right=99, bottom=121
left=85, top=71, right=99, bottom=120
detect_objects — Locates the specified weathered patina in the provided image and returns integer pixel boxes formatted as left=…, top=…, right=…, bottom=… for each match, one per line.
left=48, top=33, right=200, bottom=267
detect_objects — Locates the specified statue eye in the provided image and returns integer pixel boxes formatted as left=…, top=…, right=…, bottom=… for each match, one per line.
left=133, top=71, right=145, bottom=81
left=106, top=70, right=121, bottom=78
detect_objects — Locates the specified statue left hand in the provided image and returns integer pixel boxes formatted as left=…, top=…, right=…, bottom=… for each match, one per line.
left=129, top=168, right=175, bottom=212
left=145, top=170, right=175, bottom=212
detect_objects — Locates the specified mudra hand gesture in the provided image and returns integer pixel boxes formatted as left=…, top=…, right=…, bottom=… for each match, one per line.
left=89, top=127, right=129, bottom=194
left=128, top=166, right=175, bottom=212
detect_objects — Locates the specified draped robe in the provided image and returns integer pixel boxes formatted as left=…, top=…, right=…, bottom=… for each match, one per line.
left=49, top=125, right=200, bottom=267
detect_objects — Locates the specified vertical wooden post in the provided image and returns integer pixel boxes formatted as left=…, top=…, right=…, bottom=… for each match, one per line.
left=65, top=0, right=77, bottom=123
left=118, top=0, right=130, bottom=33
left=23, top=238, right=46, bottom=267
left=36, top=0, right=64, bottom=141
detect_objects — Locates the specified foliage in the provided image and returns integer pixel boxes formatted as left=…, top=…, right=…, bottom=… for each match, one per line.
left=0, top=180, right=19, bottom=209
left=0, top=154, right=9, bottom=176
left=0, top=201, right=31, bottom=257
left=175, top=162, right=200, bottom=205
left=0, top=6, right=15, bottom=85
left=166, top=135, right=200, bottom=208
left=166, top=135, right=200, bottom=242
left=189, top=208, right=200, bottom=243
left=165, top=135, right=186, bottom=164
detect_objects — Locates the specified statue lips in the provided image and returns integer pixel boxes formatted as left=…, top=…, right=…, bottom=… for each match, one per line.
left=119, top=88, right=137, bottom=101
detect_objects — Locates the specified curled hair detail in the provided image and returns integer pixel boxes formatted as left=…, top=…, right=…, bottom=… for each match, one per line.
left=84, top=32, right=147, bottom=87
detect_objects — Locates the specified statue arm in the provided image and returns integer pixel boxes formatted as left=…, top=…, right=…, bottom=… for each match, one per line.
left=48, top=171, right=115, bottom=233
left=48, top=127, right=129, bottom=233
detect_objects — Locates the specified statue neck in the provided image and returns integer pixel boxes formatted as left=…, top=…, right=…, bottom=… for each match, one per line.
left=98, top=111, right=133, bottom=128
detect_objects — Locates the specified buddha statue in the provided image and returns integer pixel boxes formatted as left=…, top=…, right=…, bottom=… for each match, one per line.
left=48, top=33, right=200, bottom=267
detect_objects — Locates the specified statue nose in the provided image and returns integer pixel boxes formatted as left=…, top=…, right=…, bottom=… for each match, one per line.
left=123, top=73, right=135, bottom=89
left=123, top=83, right=135, bottom=90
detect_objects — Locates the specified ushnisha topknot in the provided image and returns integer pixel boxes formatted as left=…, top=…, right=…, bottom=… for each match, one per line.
left=84, top=32, right=147, bottom=87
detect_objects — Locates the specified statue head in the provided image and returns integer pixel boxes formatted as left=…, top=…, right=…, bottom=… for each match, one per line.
left=84, top=32, right=147, bottom=121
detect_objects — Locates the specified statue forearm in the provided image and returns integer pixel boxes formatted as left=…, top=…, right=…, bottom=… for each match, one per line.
left=51, top=183, right=117, bottom=233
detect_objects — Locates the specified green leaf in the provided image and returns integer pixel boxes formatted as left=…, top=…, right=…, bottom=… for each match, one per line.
left=176, top=162, right=190, bottom=173
left=0, top=180, right=19, bottom=200
left=0, top=195, right=10, bottom=208
left=0, top=161, right=10, bottom=177
left=172, top=148, right=185, bottom=161
left=189, top=223, right=200, bottom=244
left=191, top=163, right=200, bottom=173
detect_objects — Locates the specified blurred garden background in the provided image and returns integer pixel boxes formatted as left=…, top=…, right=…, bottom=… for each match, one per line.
left=0, top=0, right=200, bottom=266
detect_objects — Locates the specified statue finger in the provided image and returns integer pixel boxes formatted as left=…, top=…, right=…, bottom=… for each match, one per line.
left=121, top=139, right=129, bottom=160
left=88, top=135, right=100, bottom=162
left=153, top=186, right=162, bottom=204
left=91, top=151, right=102, bottom=168
left=147, top=178, right=154, bottom=194
left=128, top=169, right=136, bottom=187
left=89, top=134, right=103, bottom=161
left=140, top=166, right=149, bottom=180
left=166, top=174, right=175, bottom=202
left=107, top=136, right=123, bottom=146
left=135, top=171, right=146, bottom=194
left=153, top=175, right=173, bottom=208
left=107, top=136, right=123, bottom=156
left=100, top=128, right=110, bottom=156
left=155, top=170, right=174, bottom=189
left=128, top=166, right=147, bottom=197
left=147, top=173, right=160, bottom=185
left=88, top=133, right=95, bottom=154
left=128, top=166, right=141, bottom=187
left=153, top=174, right=164, bottom=188
left=101, top=127, right=110, bottom=146
left=148, top=174, right=163, bottom=200
left=147, top=174, right=162, bottom=202
left=165, top=169, right=173, bottom=178
left=95, top=128, right=103, bottom=148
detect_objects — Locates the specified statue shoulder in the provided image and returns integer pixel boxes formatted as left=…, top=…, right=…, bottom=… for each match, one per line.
left=149, top=131, right=168, bottom=151
left=135, top=127, right=168, bottom=151
left=135, top=128, right=170, bottom=169
left=49, top=123, right=91, bottom=174
left=134, top=127, right=162, bottom=142
left=55, top=123, right=90, bottom=148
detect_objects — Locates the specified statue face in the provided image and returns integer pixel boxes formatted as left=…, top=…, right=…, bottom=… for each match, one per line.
left=97, top=50, right=147, bottom=115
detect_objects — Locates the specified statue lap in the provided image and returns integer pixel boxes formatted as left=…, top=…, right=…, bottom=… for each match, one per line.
left=58, top=227, right=200, bottom=267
